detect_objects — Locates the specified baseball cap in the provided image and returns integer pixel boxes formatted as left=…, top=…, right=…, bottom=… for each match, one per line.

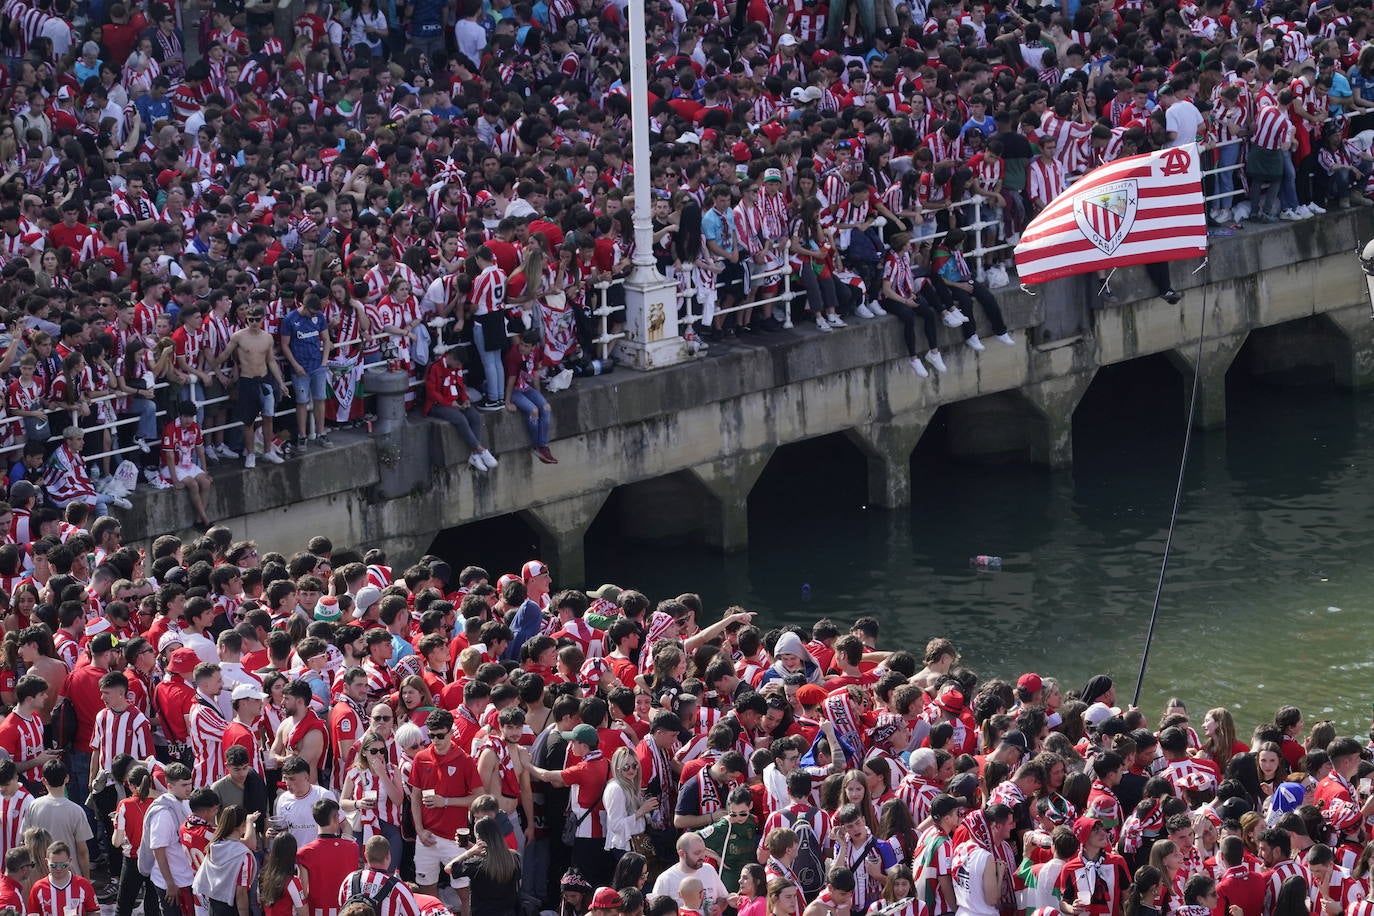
left=999, top=730, right=1029, bottom=754
left=677, top=131, right=701, bottom=146
left=700, top=128, right=719, bottom=143
left=429, top=560, right=452, bottom=585
left=585, top=584, right=621, bottom=602
left=57, top=86, right=71, bottom=100
left=590, top=888, right=623, bottom=911
left=89, top=632, right=118, bottom=654
left=1217, top=797, right=1252, bottom=821
left=763, top=168, right=783, bottom=182
left=795, top=684, right=827, bottom=705
left=561, top=723, right=599, bottom=747
left=1084, top=702, right=1119, bottom=728
left=1017, top=672, right=1043, bottom=693
left=777, top=33, right=798, bottom=46
left=522, top=560, right=549, bottom=580
left=353, top=585, right=383, bottom=615
left=731, top=141, right=752, bottom=163
left=929, top=793, right=965, bottom=820
left=231, top=683, right=267, bottom=701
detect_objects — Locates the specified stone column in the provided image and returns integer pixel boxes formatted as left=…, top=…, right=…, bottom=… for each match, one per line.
left=521, top=492, right=610, bottom=588
left=1169, top=333, right=1247, bottom=429
left=846, top=408, right=935, bottom=508
left=685, top=448, right=776, bottom=553
left=1320, top=306, right=1374, bottom=390
left=1023, top=371, right=1096, bottom=469
left=364, top=368, right=414, bottom=498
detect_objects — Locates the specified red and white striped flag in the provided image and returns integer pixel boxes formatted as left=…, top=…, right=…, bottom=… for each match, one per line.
left=1014, top=143, right=1208, bottom=285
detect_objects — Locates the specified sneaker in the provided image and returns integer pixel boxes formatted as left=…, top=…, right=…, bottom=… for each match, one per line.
left=262, top=448, right=285, bottom=464
left=217, top=443, right=238, bottom=460
left=925, top=350, right=948, bottom=373
left=143, top=468, right=161, bottom=484
left=148, top=475, right=171, bottom=490
left=996, top=332, right=1016, bottom=346
left=1232, top=201, right=1252, bottom=221
left=315, top=434, right=333, bottom=448
left=480, top=450, right=498, bottom=469
left=759, top=317, right=784, bottom=332
left=966, top=334, right=986, bottom=352
left=1215, top=207, right=1232, bottom=224
left=855, top=304, right=875, bottom=319
left=133, top=436, right=151, bottom=454
left=827, top=314, right=847, bottom=328
left=244, top=453, right=256, bottom=469
left=1162, top=289, right=1182, bottom=305
left=1279, top=208, right=1302, bottom=221
left=1307, top=201, right=1327, bottom=214
left=1295, top=204, right=1314, bottom=218
left=534, top=446, right=559, bottom=464
left=867, top=301, right=888, bottom=316
left=295, top=435, right=308, bottom=451
left=909, top=356, right=929, bottom=378
left=1340, top=197, right=1353, bottom=209
left=815, top=315, right=833, bottom=332
left=476, top=398, right=504, bottom=412
left=467, top=453, right=487, bottom=472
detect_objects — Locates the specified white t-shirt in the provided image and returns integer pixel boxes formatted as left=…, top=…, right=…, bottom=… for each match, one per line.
left=146, top=798, right=194, bottom=890
left=651, top=863, right=728, bottom=908
left=182, top=630, right=217, bottom=665
left=1166, top=100, right=1205, bottom=147
left=274, top=786, right=338, bottom=849
left=953, top=846, right=999, bottom=916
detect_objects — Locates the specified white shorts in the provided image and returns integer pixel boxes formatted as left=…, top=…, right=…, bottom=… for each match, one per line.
left=414, top=835, right=461, bottom=886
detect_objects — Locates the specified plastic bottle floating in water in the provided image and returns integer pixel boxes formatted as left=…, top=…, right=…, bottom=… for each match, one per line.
left=970, top=556, right=1003, bottom=569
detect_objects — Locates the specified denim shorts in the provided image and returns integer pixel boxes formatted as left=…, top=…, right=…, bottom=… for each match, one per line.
left=292, top=366, right=329, bottom=402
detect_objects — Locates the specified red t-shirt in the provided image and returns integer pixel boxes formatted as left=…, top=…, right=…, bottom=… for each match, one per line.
left=297, top=837, right=359, bottom=914
left=410, top=743, right=481, bottom=837
left=62, top=663, right=108, bottom=747
left=560, top=756, right=610, bottom=839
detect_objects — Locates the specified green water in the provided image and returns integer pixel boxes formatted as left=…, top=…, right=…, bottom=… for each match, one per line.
left=583, top=374, right=1374, bottom=736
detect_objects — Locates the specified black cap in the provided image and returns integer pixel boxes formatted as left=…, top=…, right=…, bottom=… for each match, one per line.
left=1218, top=797, right=1252, bottom=821
left=930, top=793, right=966, bottom=820
left=1000, top=729, right=1029, bottom=753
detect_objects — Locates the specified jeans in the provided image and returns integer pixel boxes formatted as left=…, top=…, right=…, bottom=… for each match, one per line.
left=430, top=404, right=484, bottom=450
left=1214, top=142, right=1241, bottom=209
left=523, top=837, right=549, bottom=900
left=1280, top=152, right=1299, bottom=210
left=471, top=321, right=505, bottom=402
left=1250, top=177, right=1281, bottom=217
left=510, top=389, right=550, bottom=448
left=798, top=268, right=840, bottom=316
left=828, top=0, right=876, bottom=42
left=128, top=398, right=158, bottom=440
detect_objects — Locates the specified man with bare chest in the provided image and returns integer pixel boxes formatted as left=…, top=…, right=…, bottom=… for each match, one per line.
left=214, top=306, right=287, bottom=468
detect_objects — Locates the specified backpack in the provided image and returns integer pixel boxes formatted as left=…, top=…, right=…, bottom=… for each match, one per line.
left=790, top=807, right=826, bottom=899
left=343, top=871, right=401, bottom=910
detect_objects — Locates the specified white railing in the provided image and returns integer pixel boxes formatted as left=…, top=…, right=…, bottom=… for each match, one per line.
left=589, top=280, right=628, bottom=360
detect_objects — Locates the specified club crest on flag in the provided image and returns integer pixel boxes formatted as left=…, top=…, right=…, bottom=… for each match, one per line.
left=1073, top=180, right=1138, bottom=256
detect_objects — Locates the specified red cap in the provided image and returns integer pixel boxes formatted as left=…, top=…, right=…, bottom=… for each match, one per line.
left=731, top=141, right=752, bottom=162
left=1073, top=816, right=1105, bottom=846
left=522, top=560, right=549, bottom=580
left=700, top=128, right=719, bottom=143
left=934, top=689, right=964, bottom=714
left=157, top=169, right=180, bottom=189
left=589, top=888, right=623, bottom=910
left=758, top=120, right=787, bottom=143
left=474, top=189, right=495, bottom=205
left=1017, top=672, right=1043, bottom=694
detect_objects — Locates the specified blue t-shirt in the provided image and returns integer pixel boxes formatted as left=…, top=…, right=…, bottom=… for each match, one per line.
left=280, top=309, right=328, bottom=372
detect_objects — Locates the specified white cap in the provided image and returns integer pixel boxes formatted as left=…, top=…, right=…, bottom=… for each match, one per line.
left=158, top=631, right=185, bottom=652
left=1083, top=701, right=1121, bottom=728
left=231, top=683, right=267, bottom=702
left=777, top=33, right=798, bottom=46
left=677, top=131, right=701, bottom=145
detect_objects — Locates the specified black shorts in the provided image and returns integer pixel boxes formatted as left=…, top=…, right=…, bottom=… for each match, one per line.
left=718, top=261, right=745, bottom=290
left=236, top=376, right=271, bottom=423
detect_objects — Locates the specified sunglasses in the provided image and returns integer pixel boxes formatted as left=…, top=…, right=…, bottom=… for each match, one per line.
left=49, top=862, right=70, bottom=869
left=372, top=714, right=393, bottom=722
left=428, top=731, right=450, bottom=740
left=367, top=748, right=386, bottom=756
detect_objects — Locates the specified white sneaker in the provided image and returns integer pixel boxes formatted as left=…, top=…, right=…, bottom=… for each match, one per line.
left=815, top=315, right=833, bottom=332
left=217, top=444, right=238, bottom=460
left=480, top=450, right=498, bottom=469
left=867, top=301, right=888, bottom=316
left=967, top=334, right=986, bottom=352
left=133, top=436, right=151, bottom=454
left=148, top=476, right=171, bottom=490
left=996, top=332, right=1015, bottom=346
left=244, top=453, right=256, bottom=469
left=1279, top=208, right=1302, bottom=221
left=143, top=468, right=161, bottom=484
left=942, top=309, right=962, bottom=328
left=909, top=356, right=929, bottom=378
left=262, top=448, right=285, bottom=464
left=1295, top=204, right=1313, bottom=218
left=1215, top=207, right=1232, bottom=224
left=925, top=350, right=948, bottom=373
left=1307, top=201, right=1326, bottom=214
left=467, top=453, right=487, bottom=472
left=855, top=304, right=875, bottom=319
left=827, top=314, right=847, bottom=328
left=1232, top=201, right=1251, bottom=221
left=109, top=496, right=132, bottom=510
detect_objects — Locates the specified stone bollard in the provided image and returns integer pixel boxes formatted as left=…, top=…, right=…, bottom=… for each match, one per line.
left=364, top=368, right=409, bottom=474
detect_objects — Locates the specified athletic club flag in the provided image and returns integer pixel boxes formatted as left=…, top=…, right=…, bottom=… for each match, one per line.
left=1014, top=143, right=1208, bottom=286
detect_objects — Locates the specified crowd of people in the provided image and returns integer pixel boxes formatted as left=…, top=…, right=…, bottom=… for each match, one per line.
left=0, top=0, right=1370, bottom=515
left=0, top=532, right=1370, bottom=916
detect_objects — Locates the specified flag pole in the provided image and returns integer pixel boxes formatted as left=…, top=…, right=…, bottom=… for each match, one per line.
left=1132, top=259, right=1210, bottom=708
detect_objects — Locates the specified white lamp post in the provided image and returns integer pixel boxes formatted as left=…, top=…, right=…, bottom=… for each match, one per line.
left=617, top=0, right=688, bottom=370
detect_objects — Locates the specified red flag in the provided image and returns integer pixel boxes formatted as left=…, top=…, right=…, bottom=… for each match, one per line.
left=1014, top=143, right=1208, bottom=286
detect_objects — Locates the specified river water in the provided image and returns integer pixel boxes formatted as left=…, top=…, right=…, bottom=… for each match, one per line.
left=584, top=377, right=1374, bottom=735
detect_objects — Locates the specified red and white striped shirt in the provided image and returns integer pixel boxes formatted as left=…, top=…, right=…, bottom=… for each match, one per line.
left=1028, top=156, right=1070, bottom=209
left=188, top=696, right=230, bottom=786
left=0, top=788, right=31, bottom=861
left=1251, top=104, right=1295, bottom=150
left=91, top=707, right=153, bottom=774
left=1039, top=113, right=1093, bottom=174
left=27, top=876, right=98, bottom=916
left=882, top=251, right=916, bottom=300
left=470, top=264, right=508, bottom=316
left=337, top=868, right=421, bottom=916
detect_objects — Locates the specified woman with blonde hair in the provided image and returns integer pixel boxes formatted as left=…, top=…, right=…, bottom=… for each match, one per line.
left=1201, top=708, right=1245, bottom=773
left=340, top=729, right=406, bottom=868
left=602, top=745, right=657, bottom=862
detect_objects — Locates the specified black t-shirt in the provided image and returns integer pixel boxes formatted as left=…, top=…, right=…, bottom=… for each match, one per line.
left=1115, top=771, right=1147, bottom=819
left=455, top=856, right=522, bottom=916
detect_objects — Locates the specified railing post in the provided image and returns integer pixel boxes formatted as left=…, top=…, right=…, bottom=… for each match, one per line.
left=781, top=270, right=793, bottom=329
